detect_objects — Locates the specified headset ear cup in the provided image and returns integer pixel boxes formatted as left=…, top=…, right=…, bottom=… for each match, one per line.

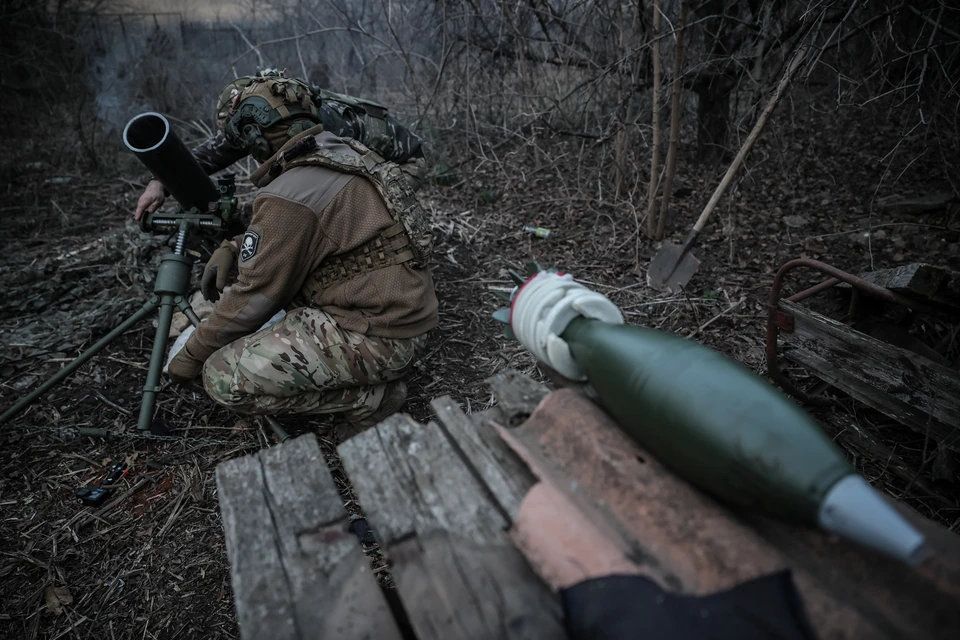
left=223, top=119, right=240, bottom=148
left=242, top=125, right=271, bottom=162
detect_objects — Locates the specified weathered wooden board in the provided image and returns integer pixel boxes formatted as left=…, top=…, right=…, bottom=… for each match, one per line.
left=216, top=434, right=401, bottom=640
left=339, top=413, right=565, bottom=640
left=779, top=300, right=960, bottom=449
left=856, top=263, right=945, bottom=298
left=844, top=262, right=960, bottom=309
left=744, top=510, right=960, bottom=640
left=430, top=396, right=536, bottom=520
left=876, top=192, right=956, bottom=215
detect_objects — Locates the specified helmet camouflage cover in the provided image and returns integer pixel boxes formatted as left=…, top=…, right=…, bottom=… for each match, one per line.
left=217, top=69, right=319, bottom=160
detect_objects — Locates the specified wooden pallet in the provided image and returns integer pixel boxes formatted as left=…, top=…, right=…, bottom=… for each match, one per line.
left=778, top=263, right=960, bottom=452
left=216, top=371, right=960, bottom=640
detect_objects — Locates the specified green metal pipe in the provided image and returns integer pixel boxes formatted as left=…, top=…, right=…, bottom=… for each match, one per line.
left=0, top=299, right=158, bottom=426
left=562, top=317, right=852, bottom=524
left=138, top=294, right=177, bottom=431
left=176, top=297, right=202, bottom=328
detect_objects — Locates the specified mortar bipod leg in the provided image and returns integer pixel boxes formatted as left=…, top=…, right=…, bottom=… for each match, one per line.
left=0, top=298, right=159, bottom=426
left=138, top=293, right=178, bottom=432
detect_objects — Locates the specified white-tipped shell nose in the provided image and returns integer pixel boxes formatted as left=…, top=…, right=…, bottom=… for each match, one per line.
left=819, top=474, right=927, bottom=566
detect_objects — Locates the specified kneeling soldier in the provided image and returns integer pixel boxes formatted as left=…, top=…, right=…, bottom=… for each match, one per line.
left=167, top=73, right=437, bottom=430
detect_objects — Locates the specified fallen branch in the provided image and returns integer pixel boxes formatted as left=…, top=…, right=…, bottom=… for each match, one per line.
left=685, top=296, right=745, bottom=338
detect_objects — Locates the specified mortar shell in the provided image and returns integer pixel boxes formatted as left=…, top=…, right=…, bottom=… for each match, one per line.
left=561, top=318, right=926, bottom=563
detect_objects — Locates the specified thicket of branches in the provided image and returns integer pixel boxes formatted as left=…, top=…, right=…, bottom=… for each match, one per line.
left=2, top=1, right=957, bottom=231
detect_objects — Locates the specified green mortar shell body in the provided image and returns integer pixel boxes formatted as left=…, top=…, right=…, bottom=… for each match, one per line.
left=562, top=318, right=853, bottom=524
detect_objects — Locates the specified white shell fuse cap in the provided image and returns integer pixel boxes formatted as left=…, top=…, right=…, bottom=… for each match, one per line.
left=510, top=272, right=623, bottom=380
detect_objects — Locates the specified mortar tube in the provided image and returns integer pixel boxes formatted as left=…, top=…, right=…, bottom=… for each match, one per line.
left=123, top=112, right=219, bottom=213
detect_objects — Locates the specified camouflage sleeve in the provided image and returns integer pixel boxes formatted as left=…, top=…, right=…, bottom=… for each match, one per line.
left=185, top=195, right=321, bottom=362
left=317, top=102, right=362, bottom=140
left=317, top=100, right=424, bottom=168
left=398, top=154, right=427, bottom=192
left=385, top=114, right=423, bottom=164
left=192, top=132, right=248, bottom=174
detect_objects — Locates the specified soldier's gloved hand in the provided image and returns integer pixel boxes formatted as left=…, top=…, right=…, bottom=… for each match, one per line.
left=167, top=342, right=204, bottom=384
left=201, top=240, right=238, bottom=303
left=135, top=179, right=166, bottom=220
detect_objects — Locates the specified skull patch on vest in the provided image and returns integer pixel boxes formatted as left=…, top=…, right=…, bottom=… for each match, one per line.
left=240, top=231, right=260, bottom=262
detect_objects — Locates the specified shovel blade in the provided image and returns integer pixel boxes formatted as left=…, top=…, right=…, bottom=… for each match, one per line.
left=647, top=242, right=701, bottom=293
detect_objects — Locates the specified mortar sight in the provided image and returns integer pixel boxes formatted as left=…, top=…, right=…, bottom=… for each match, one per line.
left=123, top=112, right=219, bottom=214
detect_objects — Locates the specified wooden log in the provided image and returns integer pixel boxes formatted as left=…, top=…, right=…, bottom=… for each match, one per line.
left=779, top=300, right=960, bottom=450
left=856, top=263, right=945, bottom=298
left=839, top=263, right=960, bottom=309
left=216, top=434, right=401, bottom=640
left=338, top=414, right=565, bottom=640
left=876, top=192, right=956, bottom=216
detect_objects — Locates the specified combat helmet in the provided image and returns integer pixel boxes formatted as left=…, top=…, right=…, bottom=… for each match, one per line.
left=217, top=69, right=319, bottom=161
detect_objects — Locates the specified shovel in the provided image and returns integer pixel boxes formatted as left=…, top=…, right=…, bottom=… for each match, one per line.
left=647, top=222, right=706, bottom=293
left=647, top=44, right=810, bottom=293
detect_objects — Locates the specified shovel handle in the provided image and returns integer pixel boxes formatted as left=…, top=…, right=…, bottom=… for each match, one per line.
left=680, top=229, right=699, bottom=253
left=692, top=45, right=809, bottom=235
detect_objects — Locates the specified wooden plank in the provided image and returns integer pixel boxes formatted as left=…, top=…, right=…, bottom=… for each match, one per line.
left=339, top=414, right=565, bottom=640
left=836, top=263, right=960, bottom=310
left=216, top=434, right=401, bottom=640
left=430, top=397, right=536, bottom=520
left=779, top=300, right=960, bottom=449
left=485, top=370, right=550, bottom=426
left=876, top=192, right=956, bottom=215
left=855, top=263, right=945, bottom=298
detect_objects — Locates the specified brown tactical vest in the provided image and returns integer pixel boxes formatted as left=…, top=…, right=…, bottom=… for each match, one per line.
left=271, top=131, right=433, bottom=290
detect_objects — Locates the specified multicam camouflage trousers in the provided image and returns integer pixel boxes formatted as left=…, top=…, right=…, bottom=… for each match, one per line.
left=201, top=308, right=426, bottom=418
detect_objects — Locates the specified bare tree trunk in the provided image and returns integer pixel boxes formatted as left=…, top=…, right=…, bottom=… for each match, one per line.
left=646, top=0, right=662, bottom=237
left=655, top=0, right=689, bottom=239
left=611, top=2, right=633, bottom=199
left=694, top=0, right=732, bottom=163
left=695, top=77, right=732, bottom=163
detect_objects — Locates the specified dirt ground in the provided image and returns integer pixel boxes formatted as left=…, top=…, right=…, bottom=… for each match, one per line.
left=1, top=98, right=959, bottom=638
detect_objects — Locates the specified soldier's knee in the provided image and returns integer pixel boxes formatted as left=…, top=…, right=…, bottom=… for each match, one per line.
left=201, top=351, right=247, bottom=410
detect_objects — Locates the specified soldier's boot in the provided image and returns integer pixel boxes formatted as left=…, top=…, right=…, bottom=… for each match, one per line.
left=339, top=380, right=408, bottom=439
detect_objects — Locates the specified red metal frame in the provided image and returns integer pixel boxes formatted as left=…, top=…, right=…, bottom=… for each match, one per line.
left=765, top=258, right=939, bottom=403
